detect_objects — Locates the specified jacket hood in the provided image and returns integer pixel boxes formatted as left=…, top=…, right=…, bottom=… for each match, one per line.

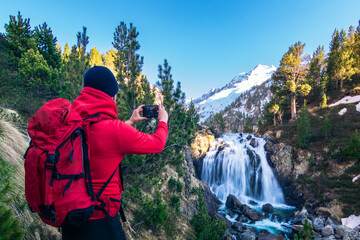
left=72, top=87, right=118, bottom=119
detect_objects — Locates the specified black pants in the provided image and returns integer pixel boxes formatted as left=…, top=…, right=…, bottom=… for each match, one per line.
left=62, top=214, right=126, bottom=240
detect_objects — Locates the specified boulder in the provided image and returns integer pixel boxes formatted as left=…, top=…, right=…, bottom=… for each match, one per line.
left=320, top=236, right=336, bottom=240
left=250, top=138, right=259, bottom=148
left=246, top=135, right=252, bottom=140
left=321, top=225, right=334, bottom=237
left=236, top=215, right=249, bottom=223
left=231, top=222, right=244, bottom=233
left=293, top=209, right=309, bottom=225
left=335, top=225, right=348, bottom=238
left=247, top=149, right=261, bottom=168
left=216, top=213, right=232, bottom=228
left=249, top=200, right=259, bottom=206
left=236, top=230, right=256, bottom=240
left=257, top=233, right=286, bottom=240
left=226, top=194, right=242, bottom=210
left=224, top=229, right=236, bottom=240
left=241, top=204, right=262, bottom=221
left=260, top=229, right=270, bottom=235
left=325, top=217, right=339, bottom=229
left=335, top=225, right=360, bottom=240
left=292, top=225, right=303, bottom=233
left=313, top=217, right=325, bottom=232
left=275, top=130, right=283, bottom=139
left=262, top=203, right=274, bottom=214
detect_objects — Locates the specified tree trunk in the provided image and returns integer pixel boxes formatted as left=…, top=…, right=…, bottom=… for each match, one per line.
left=273, top=114, right=276, bottom=127
left=291, top=93, right=297, bottom=121
left=340, top=78, right=343, bottom=89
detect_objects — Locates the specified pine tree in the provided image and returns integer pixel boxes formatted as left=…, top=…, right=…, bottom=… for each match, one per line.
left=156, top=59, right=198, bottom=174
left=341, top=129, right=360, bottom=161
left=308, top=45, right=325, bottom=97
left=213, top=112, right=225, bottom=132
left=4, top=11, right=36, bottom=60
left=113, top=22, right=147, bottom=120
left=327, top=29, right=347, bottom=90
left=297, top=100, right=311, bottom=148
left=190, top=189, right=226, bottom=240
left=322, top=115, right=331, bottom=141
left=89, top=47, right=103, bottom=67
left=76, top=26, right=89, bottom=79
left=34, top=22, right=61, bottom=69
left=112, top=22, right=155, bottom=168
left=298, top=219, right=314, bottom=240
left=272, top=41, right=309, bottom=121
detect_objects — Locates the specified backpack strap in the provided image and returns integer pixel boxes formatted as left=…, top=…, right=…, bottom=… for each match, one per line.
left=118, top=163, right=127, bottom=222
left=94, top=166, right=119, bottom=218
left=79, top=128, right=96, bottom=201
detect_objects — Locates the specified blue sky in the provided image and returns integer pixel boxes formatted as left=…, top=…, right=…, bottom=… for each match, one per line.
left=1, top=0, right=360, bottom=99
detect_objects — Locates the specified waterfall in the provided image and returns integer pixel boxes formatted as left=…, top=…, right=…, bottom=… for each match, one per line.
left=202, top=133, right=285, bottom=207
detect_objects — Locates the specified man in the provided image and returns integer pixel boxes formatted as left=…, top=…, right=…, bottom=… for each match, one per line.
left=62, top=66, right=168, bottom=240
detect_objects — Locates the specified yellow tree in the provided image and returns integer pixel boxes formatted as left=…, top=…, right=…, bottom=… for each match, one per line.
left=272, top=41, right=310, bottom=121
left=89, top=47, right=103, bottom=67
left=103, top=49, right=118, bottom=76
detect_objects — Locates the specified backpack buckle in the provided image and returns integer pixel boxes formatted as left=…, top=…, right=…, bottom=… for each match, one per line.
left=46, top=153, right=55, bottom=168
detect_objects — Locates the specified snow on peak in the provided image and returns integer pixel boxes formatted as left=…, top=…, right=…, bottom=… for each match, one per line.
left=194, top=64, right=276, bottom=123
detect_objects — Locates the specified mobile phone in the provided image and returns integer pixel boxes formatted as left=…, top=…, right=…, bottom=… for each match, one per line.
left=142, top=105, right=159, bottom=118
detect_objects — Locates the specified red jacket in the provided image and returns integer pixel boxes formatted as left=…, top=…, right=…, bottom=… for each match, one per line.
left=71, top=87, right=168, bottom=219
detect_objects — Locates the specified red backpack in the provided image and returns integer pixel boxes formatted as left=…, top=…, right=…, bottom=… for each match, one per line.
left=24, top=98, right=117, bottom=228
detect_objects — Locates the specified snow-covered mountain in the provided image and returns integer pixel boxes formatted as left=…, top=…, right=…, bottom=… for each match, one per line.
left=193, top=64, right=276, bottom=123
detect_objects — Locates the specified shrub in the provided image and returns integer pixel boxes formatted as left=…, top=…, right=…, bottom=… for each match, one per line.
left=340, top=129, right=360, bottom=161
left=168, top=177, right=183, bottom=193
left=169, top=195, right=180, bottom=213
left=135, top=191, right=168, bottom=231
left=190, top=189, right=226, bottom=240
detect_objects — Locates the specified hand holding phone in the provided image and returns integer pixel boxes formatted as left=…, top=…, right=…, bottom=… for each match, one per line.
left=142, top=105, right=159, bottom=118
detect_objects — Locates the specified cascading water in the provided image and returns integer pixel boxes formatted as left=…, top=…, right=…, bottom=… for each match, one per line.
left=202, top=133, right=295, bottom=237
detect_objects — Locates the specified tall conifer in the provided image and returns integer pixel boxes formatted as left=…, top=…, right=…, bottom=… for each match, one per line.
left=34, top=22, right=61, bottom=69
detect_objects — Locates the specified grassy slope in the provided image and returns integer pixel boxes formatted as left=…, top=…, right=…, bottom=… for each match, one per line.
left=0, top=109, right=60, bottom=240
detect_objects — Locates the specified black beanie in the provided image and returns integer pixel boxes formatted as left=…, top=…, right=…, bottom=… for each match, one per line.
left=83, top=66, right=119, bottom=97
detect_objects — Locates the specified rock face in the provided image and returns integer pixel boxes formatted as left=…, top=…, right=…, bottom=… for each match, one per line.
left=201, top=183, right=222, bottom=217
left=226, top=194, right=242, bottom=210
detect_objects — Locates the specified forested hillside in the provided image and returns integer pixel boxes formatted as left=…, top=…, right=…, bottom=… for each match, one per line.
left=0, top=12, right=225, bottom=240
left=260, top=22, right=360, bottom=218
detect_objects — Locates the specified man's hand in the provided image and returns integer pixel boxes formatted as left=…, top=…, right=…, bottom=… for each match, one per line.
left=158, top=104, right=168, bottom=124
left=125, top=105, right=147, bottom=126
